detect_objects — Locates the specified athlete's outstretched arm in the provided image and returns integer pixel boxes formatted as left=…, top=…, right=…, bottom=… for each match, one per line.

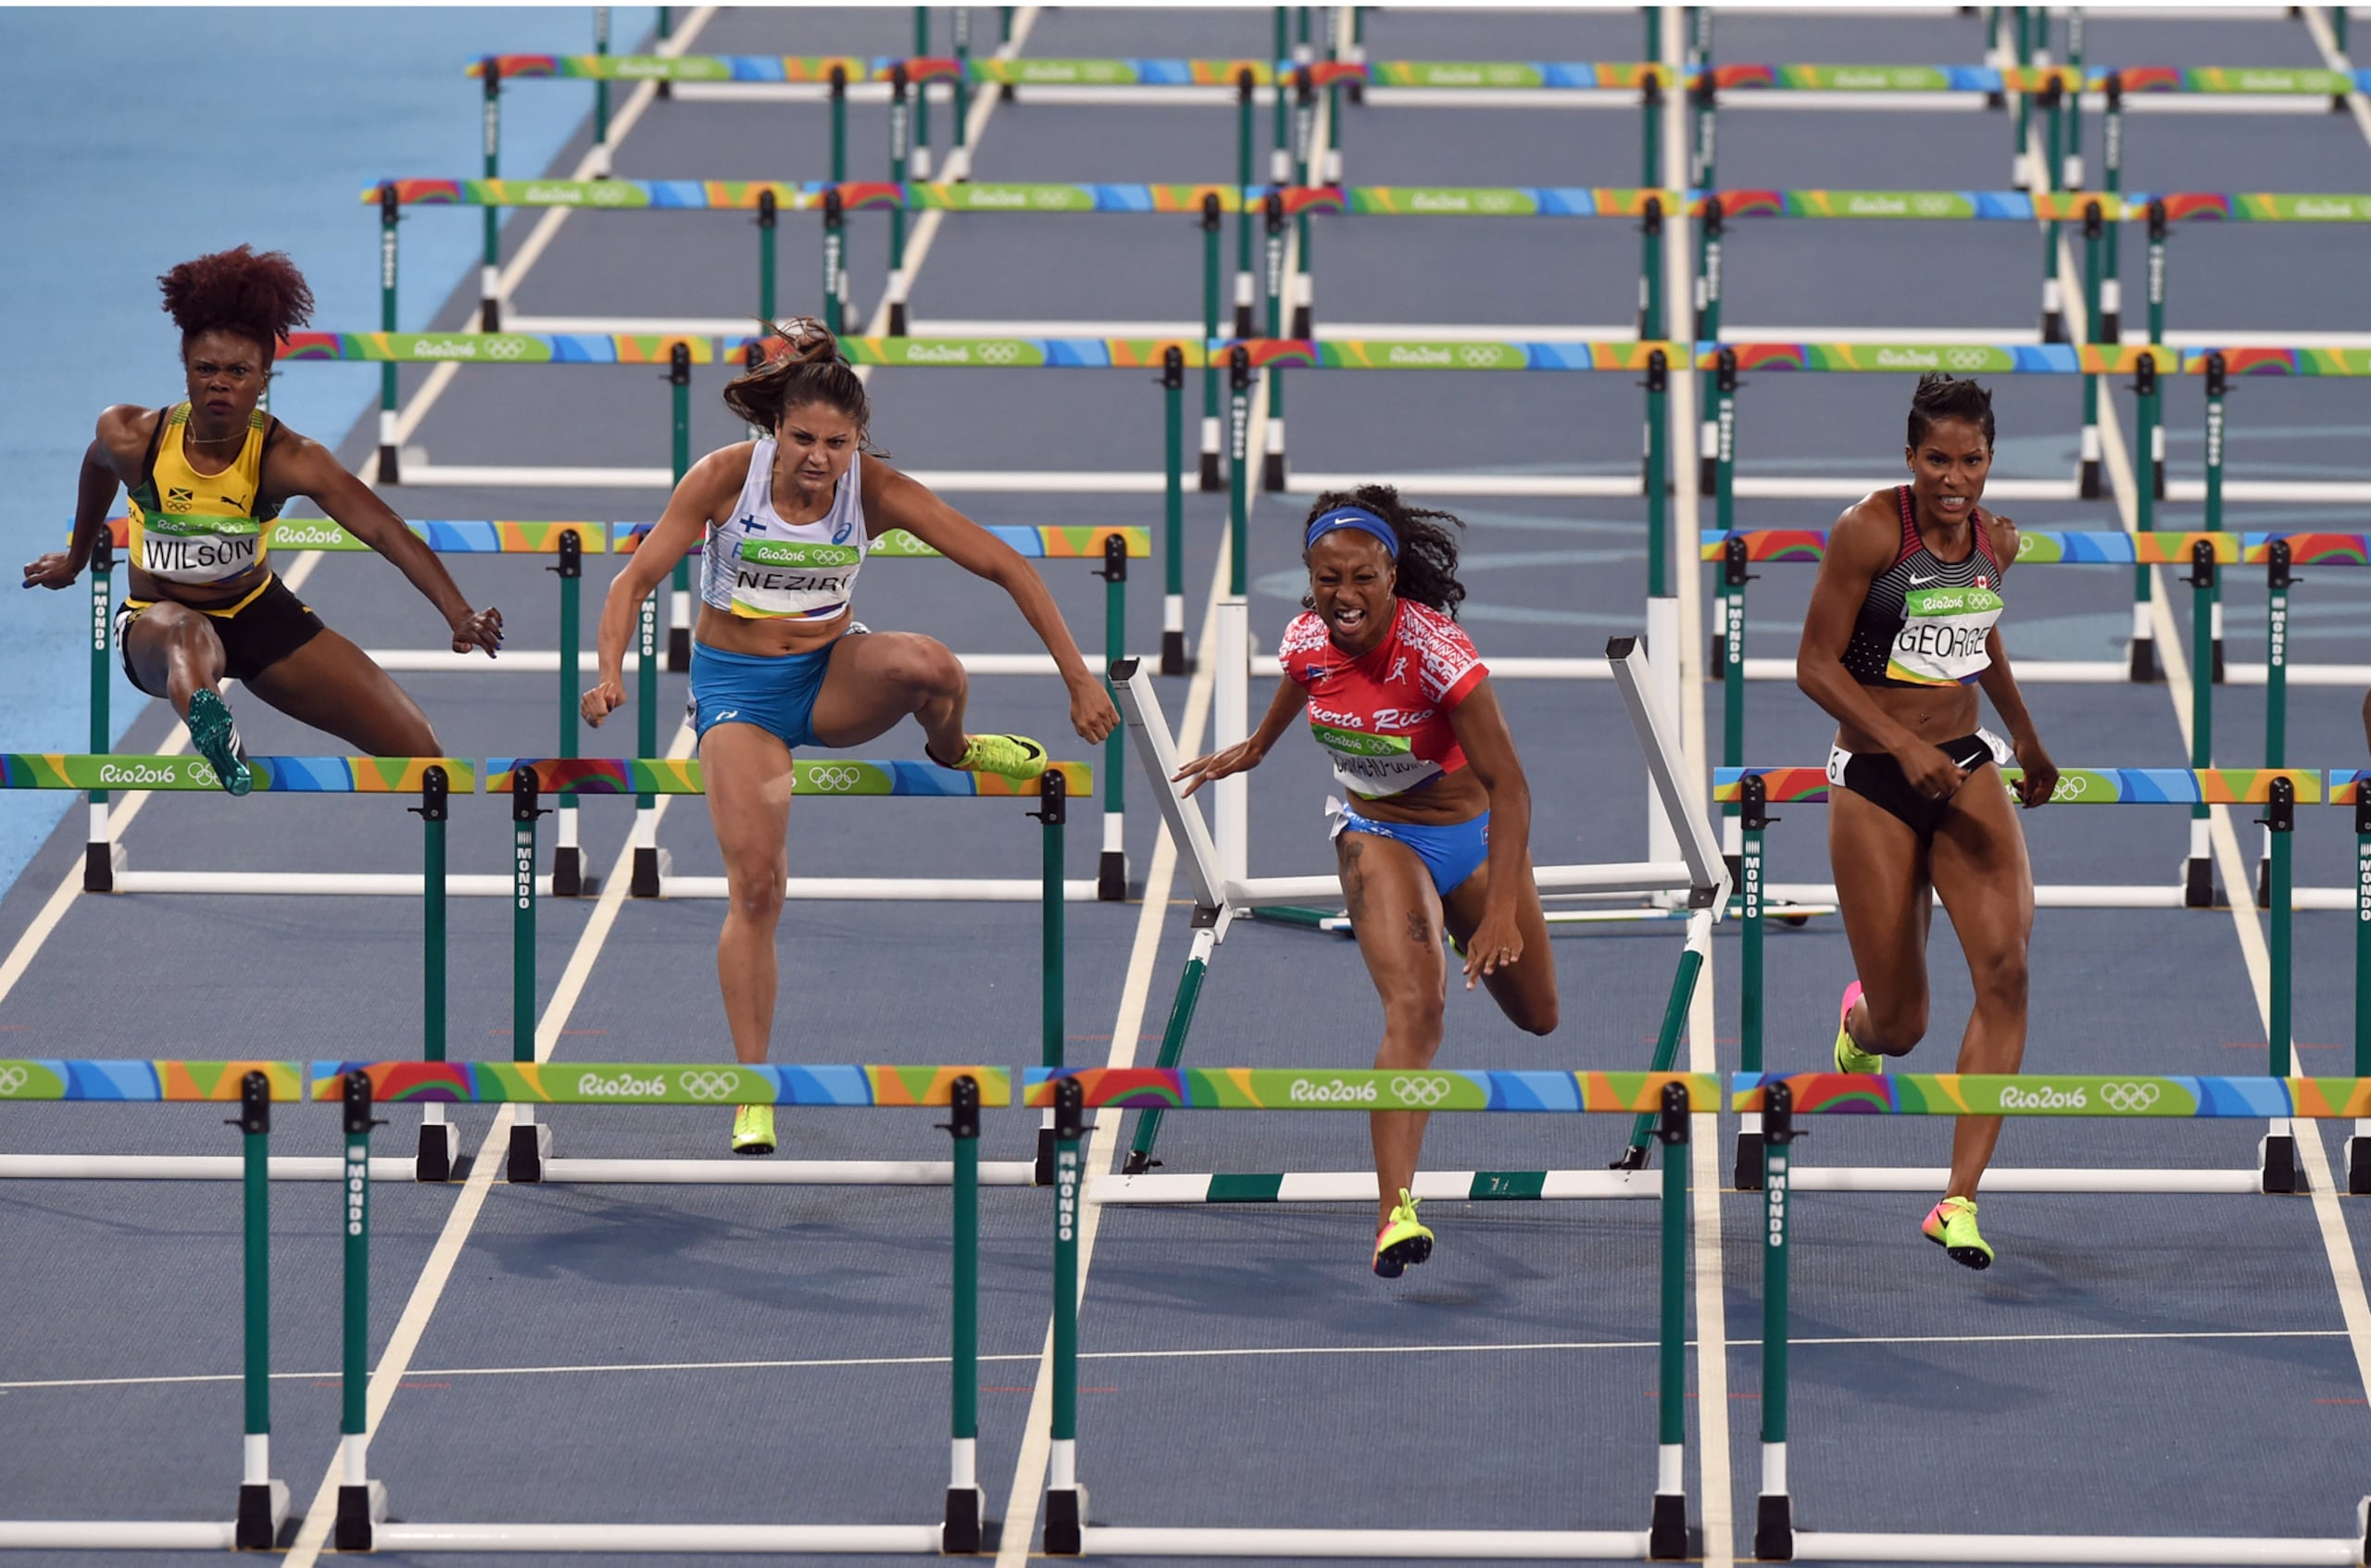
left=582, top=446, right=742, bottom=727
left=1174, top=675, right=1309, bottom=797
left=27, top=408, right=167, bottom=590
left=268, top=433, right=502, bottom=657
left=1445, top=678, right=1537, bottom=985
left=862, top=461, right=1117, bottom=744
left=1795, top=495, right=1969, bottom=800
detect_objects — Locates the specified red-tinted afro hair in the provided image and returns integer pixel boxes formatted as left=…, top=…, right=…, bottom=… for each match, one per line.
left=157, top=245, right=316, bottom=359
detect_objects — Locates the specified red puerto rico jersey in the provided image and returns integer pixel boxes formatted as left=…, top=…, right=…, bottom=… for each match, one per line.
left=1278, top=599, right=1489, bottom=798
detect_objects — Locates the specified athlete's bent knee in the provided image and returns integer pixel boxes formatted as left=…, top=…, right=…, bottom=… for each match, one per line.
left=1971, top=947, right=2028, bottom=1012
left=1512, top=993, right=1559, bottom=1036
left=1862, top=994, right=1928, bottom=1055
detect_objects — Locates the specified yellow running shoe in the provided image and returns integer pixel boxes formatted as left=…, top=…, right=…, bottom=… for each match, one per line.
left=935, top=734, right=1048, bottom=781
left=731, top=1103, right=776, bottom=1157
left=1372, top=1188, right=1433, bottom=1278
left=1833, top=979, right=1885, bottom=1075
left=1922, top=1196, right=1993, bottom=1270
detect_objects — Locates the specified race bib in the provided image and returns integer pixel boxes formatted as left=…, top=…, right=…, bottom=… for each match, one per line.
left=727, top=539, right=864, bottom=619
left=1887, top=584, right=2004, bottom=686
left=137, top=514, right=262, bottom=583
left=1311, top=722, right=1441, bottom=798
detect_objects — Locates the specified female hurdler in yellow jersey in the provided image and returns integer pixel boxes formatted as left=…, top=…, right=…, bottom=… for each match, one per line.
left=21, top=246, right=502, bottom=795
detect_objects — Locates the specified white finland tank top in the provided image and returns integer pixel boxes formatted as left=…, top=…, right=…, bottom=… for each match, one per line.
left=699, top=440, right=871, bottom=621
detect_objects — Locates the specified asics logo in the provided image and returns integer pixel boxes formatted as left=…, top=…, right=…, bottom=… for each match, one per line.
left=2100, top=1081, right=2161, bottom=1113
left=679, top=1070, right=745, bottom=1101
left=1389, top=1073, right=1454, bottom=1107
left=0, top=1065, right=27, bottom=1096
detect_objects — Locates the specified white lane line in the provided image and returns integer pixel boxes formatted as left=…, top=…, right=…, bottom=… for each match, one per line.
left=1660, top=8, right=1731, bottom=1564
left=2053, top=221, right=2371, bottom=1422
left=2302, top=8, right=2371, bottom=146
left=987, top=17, right=1292, bottom=1558
left=26, top=1323, right=2355, bottom=1396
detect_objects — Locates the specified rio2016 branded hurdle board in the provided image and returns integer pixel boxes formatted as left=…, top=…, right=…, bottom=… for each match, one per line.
left=0, top=1060, right=1010, bottom=1107
left=1025, top=1067, right=1721, bottom=1114
left=486, top=757, right=1090, bottom=798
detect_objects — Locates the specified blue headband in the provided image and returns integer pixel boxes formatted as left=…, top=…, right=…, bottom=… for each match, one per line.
left=1304, top=506, right=1399, bottom=558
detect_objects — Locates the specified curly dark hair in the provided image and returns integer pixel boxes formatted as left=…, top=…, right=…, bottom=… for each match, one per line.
left=158, top=246, right=315, bottom=359
left=1907, top=372, right=1996, bottom=449
left=1299, top=485, right=1467, bottom=618
left=722, top=317, right=884, bottom=454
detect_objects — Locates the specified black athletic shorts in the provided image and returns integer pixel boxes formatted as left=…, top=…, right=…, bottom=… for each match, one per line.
left=1826, top=730, right=2009, bottom=840
left=115, top=573, right=325, bottom=691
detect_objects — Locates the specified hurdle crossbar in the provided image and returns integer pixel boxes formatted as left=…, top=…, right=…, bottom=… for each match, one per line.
left=1031, top=1070, right=1704, bottom=1558
left=1721, top=769, right=2329, bottom=1195
left=1741, top=1074, right=2371, bottom=1564
left=492, top=761, right=1082, bottom=1185
left=309, top=1065, right=1001, bottom=1552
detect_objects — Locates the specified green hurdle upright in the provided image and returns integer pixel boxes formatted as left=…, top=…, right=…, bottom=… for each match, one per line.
left=322, top=1060, right=999, bottom=1553
left=1744, top=1068, right=2371, bottom=1562
left=1035, top=1066, right=1707, bottom=1559
left=491, top=756, right=1085, bottom=1184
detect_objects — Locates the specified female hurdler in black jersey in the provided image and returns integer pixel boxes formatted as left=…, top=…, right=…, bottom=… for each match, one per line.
left=1794, top=374, right=2059, bottom=1270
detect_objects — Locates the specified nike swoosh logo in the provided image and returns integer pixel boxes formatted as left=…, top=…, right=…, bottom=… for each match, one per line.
left=1908, top=573, right=1938, bottom=585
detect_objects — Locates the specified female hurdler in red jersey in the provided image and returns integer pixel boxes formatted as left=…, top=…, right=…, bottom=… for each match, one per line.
left=1175, top=487, right=1557, bottom=1277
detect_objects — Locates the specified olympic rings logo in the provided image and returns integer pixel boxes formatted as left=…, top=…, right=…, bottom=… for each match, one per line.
left=486, top=337, right=529, bottom=360
left=805, top=765, right=866, bottom=793
left=1945, top=347, right=1993, bottom=371
left=976, top=341, right=1024, bottom=365
left=1911, top=194, right=1957, bottom=218
left=1389, top=1073, right=1455, bottom=1107
left=589, top=184, right=633, bottom=207
left=2100, top=1081, right=2161, bottom=1113
left=678, top=1070, right=745, bottom=1101
left=2050, top=774, right=2090, bottom=802
left=0, top=1065, right=27, bottom=1096
left=1476, top=193, right=1519, bottom=214
left=1458, top=345, right=1511, bottom=369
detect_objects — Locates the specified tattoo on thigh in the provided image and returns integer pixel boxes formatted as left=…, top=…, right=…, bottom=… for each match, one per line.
left=1407, top=909, right=1431, bottom=947
left=1340, top=837, right=1366, bottom=922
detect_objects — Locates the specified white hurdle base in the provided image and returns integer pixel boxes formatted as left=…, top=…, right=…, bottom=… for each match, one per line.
left=1254, top=654, right=1620, bottom=681
left=1095, top=1168, right=1657, bottom=1203
left=1788, top=1165, right=2263, bottom=1195
left=1786, top=1530, right=2361, bottom=1565
left=1228, top=861, right=1691, bottom=909
left=1077, top=1526, right=1653, bottom=1558
left=371, top=1523, right=947, bottom=1553
left=659, top=876, right=1102, bottom=902
left=1770, top=881, right=2189, bottom=910
left=1284, top=470, right=1643, bottom=498
left=535, top=1158, right=1037, bottom=1185
left=0, top=1522, right=238, bottom=1549
left=0, top=1155, right=420, bottom=1182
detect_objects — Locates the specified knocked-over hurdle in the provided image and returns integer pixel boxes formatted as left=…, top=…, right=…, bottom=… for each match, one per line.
left=1104, top=639, right=1731, bottom=1196
left=1739, top=1072, right=2371, bottom=1565
left=490, top=757, right=1085, bottom=1185
left=1030, top=1067, right=1712, bottom=1559
left=0, top=1064, right=307, bottom=1551
left=320, top=1061, right=1006, bottom=1554
left=1717, top=767, right=2328, bottom=1197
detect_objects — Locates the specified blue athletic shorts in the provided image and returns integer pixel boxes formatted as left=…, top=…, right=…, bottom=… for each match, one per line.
left=687, top=636, right=847, bottom=749
left=1330, top=802, right=1491, bottom=896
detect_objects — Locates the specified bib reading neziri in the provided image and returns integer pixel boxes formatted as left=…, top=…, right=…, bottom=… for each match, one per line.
left=730, top=540, right=865, bottom=618
left=1886, top=583, right=2005, bottom=686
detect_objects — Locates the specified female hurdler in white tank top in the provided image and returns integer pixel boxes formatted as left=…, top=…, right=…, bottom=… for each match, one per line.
left=700, top=438, right=872, bottom=623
